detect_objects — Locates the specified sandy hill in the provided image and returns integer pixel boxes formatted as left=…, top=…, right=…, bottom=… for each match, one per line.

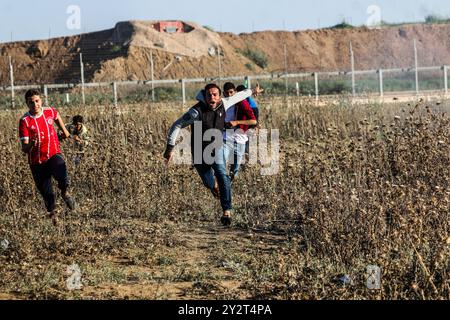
left=0, top=21, right=449, bottom=86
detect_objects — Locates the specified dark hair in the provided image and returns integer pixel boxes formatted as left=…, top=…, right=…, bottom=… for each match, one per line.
left=223, top=82, right=236, bottom=92
left=25, top=89, right=41, bottom=101
left=72, top=115, right=84, bottom=124
left=236, top=85, right=247, bottom=92
left=204, top=83, right=222, bottom=95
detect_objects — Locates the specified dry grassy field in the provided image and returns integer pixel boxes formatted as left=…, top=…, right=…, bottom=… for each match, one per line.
left=0, top=96, right=448, bottom=300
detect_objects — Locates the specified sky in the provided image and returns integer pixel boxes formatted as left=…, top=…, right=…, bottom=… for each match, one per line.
left=0, top=0, right=449, bottom=43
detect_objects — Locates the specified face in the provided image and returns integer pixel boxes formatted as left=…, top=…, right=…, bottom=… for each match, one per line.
left=224, top=88, right=236, bottom=98
left=205, top=88, right=222, bottom=109
left=26, top=95, right=43, bottom=115
left=74, top=122, right=83, bottom=131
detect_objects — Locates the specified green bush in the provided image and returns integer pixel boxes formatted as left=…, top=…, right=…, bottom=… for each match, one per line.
left=111, top=45, right=122, bottom=53
left=237, top=47, right=268, bottom=69
left=154, top=87, right=181, bottom=101
left=245, top=63, right=254, bottom=71
left=203, top=25, right=215, bottom=32
left=330, top=19, right=354, bottom=29
left=425, top=14, right=450, bottom=24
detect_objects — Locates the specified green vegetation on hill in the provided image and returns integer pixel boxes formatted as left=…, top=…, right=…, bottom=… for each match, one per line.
left=327, top=14, right=450, bottom=30
left=237, top=46, right=269, bottom=69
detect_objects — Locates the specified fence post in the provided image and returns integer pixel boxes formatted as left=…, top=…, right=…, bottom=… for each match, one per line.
left=66, top=93, right=70, bottom=104
left=43, top=85, right=48, bottom=106
left=378, top=69, right=384, bottom=97
left=112, top=82, right=118, bottom=107
left=314, top=72, right=319, bottom=101
left=8, top=56, right=15, bottom=108
left=245, top=76, right=251, bottom=89
left=296, top=82, right=300, bottom=97
left=414, top=39, right=419, bottom=95
left=444, top=66, right=448, bottom=94
left=80, top=53, right=86, bottom=104
left=181, top=79, right=186, bottom=106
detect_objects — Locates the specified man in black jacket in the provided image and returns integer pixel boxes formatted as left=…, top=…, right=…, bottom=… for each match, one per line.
left=164, top=83, right=257, bottom=226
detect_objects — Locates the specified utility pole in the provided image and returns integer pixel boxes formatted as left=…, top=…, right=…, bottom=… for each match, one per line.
left=350, top=42, right=355, bottom=96
left=9, top=56, right=15, bottom=108
left=414, top=39, right=419, bottom=95
left=80, top=53, right=86, bottom=104
left=218, top=46, right=222, bottom=85
left=150, top=50, right=155, bottom=102
left=284, top=44, right=288, bottom=96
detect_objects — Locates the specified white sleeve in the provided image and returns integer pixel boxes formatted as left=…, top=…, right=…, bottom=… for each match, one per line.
left=222, top=89, right=252, bottom=111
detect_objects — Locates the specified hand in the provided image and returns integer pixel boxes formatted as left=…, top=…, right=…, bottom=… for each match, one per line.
left=163, top=147, right=174, bottom=164
left=30, top=139, right=37, bottom=147
left=22, top=139, right=37, bottom=154
left=59, top=132, right=71, bottom=140
left=225, top=121, right=239, bottom=128
left=252, top=83, right=264, bottom=97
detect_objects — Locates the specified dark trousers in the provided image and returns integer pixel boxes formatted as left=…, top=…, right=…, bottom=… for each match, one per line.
left=30, top=154, right=70, bottom=212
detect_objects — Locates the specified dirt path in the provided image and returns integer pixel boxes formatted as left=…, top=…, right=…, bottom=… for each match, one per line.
left=81, top=221, right=288, bottom=300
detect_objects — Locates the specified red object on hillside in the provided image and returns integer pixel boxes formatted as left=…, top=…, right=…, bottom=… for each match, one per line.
left=153, top=21, right=186, bottom=33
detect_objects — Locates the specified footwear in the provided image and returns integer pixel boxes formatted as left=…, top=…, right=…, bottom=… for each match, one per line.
left=48, top=211, right=59, bottom=227
left=221, top=211, right=232, bottom=227
left=62, top=192, right=76, bottom=210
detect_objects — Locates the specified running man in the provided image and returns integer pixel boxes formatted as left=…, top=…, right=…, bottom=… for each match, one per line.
left=65, top=115, right=90, bottom=150
left=64, top=115, right=90, bottom=165
left=236, top=84, right=260, bottom=158
left=19, top=89, right=76, bottom=226
left=222, top=82, right=257, bottom=182
left=163, top=83, right=263, bottom=226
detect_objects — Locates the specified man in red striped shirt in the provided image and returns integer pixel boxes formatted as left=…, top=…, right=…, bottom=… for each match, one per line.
left=19, top=89, right=75, bottom=225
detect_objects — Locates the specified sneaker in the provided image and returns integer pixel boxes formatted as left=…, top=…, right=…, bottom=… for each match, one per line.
left=62, top=192, right=76, bottom=210
left=221, top=211, right=232, bottom=227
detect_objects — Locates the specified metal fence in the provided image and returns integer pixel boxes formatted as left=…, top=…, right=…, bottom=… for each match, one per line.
left=1, top=43, right=449, bottom=108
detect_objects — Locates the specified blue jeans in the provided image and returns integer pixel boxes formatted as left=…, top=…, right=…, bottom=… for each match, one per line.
left=223, top=140, right=246, bottom=177
left=194, top=146, right=232, bottom=211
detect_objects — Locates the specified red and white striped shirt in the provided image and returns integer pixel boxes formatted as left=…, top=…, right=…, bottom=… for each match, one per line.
left=19, top=107, right=61, bottom=165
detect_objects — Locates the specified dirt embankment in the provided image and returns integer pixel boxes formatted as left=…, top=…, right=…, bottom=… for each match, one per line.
left=0, top=22, right=449, bottom=86
left=221, top=23, right=450, bottom=72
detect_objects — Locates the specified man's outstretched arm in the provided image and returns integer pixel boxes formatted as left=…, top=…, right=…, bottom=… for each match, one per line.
left=164, top=108, right=200, bottom=162
left=55, top=114, right=71, bottom=140
left=196, top=84, right=264, bottom=111
left=222, top=90, right=252, bottom=110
